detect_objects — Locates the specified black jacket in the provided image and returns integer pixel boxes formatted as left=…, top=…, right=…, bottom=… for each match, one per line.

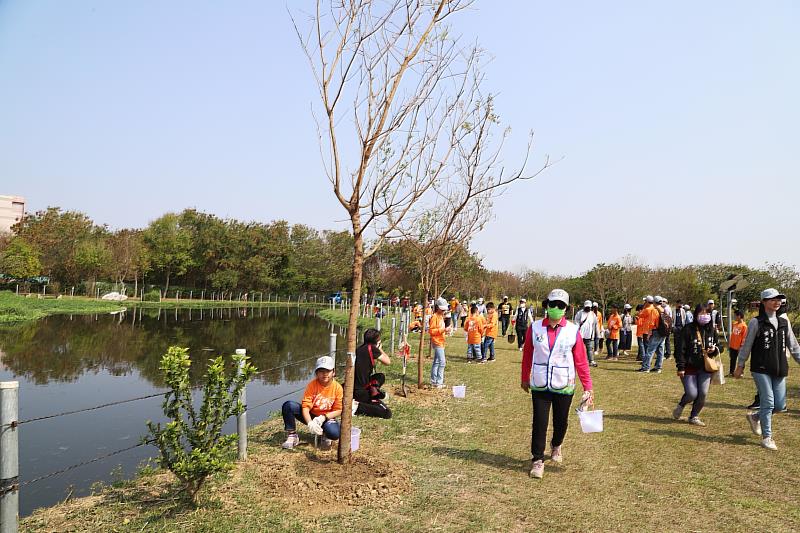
left=675, top=322, right=721, bottom=372
left=748, top=313, right=790, bottom=377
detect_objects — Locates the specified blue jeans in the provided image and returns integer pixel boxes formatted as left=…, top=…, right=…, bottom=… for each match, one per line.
left=431, top=345, right=446, bottom=385
left=482, top=336, right=496, bottom=360
left=281, top=401, right=341, bottom=440
left=641, top=332, right=665, bottom=371
left=679, top=370, right=711, bottom=418
left=752, top=373, right=787, bottom=438
left=467, top=343, right=483, bottom=361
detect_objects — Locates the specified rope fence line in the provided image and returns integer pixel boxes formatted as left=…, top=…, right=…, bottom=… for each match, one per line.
left=8, top=439, right=157, bottom=492
left=1, top=349, right=346, bottom=429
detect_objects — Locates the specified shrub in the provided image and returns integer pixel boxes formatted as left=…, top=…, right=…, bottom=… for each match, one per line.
left=142, top=289, right=161, bottom=302
left=146, top=347, right=255, bottom=505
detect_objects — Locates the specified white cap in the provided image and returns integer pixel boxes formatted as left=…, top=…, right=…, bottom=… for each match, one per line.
left=435, top=297, right=449, bottom=310
left=645, top=295, right=654, bottom=303
left=761, top=288, right=786, bottom=300
left=583, top=300, right=592, bottom=308
left=683, top=304, right=691, bottom=310
left=519, top=298, right=526, bottom=303
left=624, top=303, right=632, bottom=310
left=707, top=299, right=715, bottom=305
left=592, top=301, right=599, bottom=307
left=547, top=289, right=569, bottom=305
left=315, top=356, right=335, bottom=371
left=654, top=296, right=663, bottom=304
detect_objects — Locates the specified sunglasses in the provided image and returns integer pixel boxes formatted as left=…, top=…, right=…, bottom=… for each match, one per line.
left=548, top=301, right=567, bottom=310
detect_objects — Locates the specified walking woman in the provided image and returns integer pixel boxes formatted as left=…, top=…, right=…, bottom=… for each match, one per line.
left=521, top=289, right=593, bottom=479
left=734, top=289, right=800, bottom=451
left=605, top=305, right=621, bottom=360
left=620, top=304, right=634, bottom=355
left=672, top=303, right=721, bottom=427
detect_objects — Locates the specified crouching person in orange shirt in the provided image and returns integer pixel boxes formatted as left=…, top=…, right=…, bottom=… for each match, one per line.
left=281, top=355, right=343, bottom=450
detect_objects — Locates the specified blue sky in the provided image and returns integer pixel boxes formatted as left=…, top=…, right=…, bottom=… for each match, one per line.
left=1, top=1, right=797, bottom=275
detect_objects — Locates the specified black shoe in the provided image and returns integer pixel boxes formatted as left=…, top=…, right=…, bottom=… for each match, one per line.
left=635, top=368, right=648, bottom=373
left=649, top=368, right=662, bottom=374
left=747, top=401, right=760, bottom=410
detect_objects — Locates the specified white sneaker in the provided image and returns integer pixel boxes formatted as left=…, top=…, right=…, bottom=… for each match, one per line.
left=761, top=437, right=778, bottom=451
left=688, top=417, right=706, bottom=427
left=281, top=433, right=300, bottom=449
left=672, top=403, right=684, bottom=420
left=529, top=459, right=544, bottom=479
left=550, top=445, right=563, bottom=464
left=746, top=412, right=762, bottom=436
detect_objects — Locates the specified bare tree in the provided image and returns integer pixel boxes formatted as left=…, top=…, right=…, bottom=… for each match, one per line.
left=294, top=0, right=549, bottom=462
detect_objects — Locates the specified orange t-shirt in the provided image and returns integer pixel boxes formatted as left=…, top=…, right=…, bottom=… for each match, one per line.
left=463, top=313, right=485, bottom=344
left=638, top=305, right=658, bottom=336
left=597, top=311, right=604, bottom=330
left=301, top=379, right=343, bottom=417
left=607, top=313, right=621, bottom=340
left=429, top=312, right=447, bottom=347
left=484, top=310, right=498, bottom=339
left=729, top=320, right=748, bottom=350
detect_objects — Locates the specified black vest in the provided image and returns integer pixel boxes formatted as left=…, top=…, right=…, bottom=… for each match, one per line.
left=750, top=314, right=789, bottom=377
left=516, top=308, right=529, bottom=329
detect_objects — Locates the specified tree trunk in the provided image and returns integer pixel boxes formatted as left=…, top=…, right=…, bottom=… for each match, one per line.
left=165, top=270, right=171, bottom=297
left=338, top=225, right=364, bottom=464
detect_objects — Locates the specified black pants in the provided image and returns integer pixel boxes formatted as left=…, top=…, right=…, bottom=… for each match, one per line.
left=729, top=348, right=739, bottom=375
left=355, top=400, right=392, bottom=419
left=664, top=332, right=671, bottom=356
left=674, top=328, right=683, bottom=360
left=500, top=315, right=510, bottom=336
left=531, top=391, right=573, bottom=462
left=516, top=327, right=527, bottom=349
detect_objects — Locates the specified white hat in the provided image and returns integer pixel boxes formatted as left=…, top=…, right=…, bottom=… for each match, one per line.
left=654, top=296, right=663, bottom=304
left=645, top=295, right=654, bottom=303
left=592, top=301, right=599, bottom=307
left=435, top=297, right=449, bottom=310
left=519, top=298, right=526, bottom=303
left=761, top=288, right=786, bottom=300
left=683, top=304, right=691, bottom=310
left=547, top=289, right=569, bottom=305
left=624, top=303, right=632, bottom=310
left=583, top=300, right=592, bottom=308
left=707, top=299, right=715, bottom=305
left=315, top=356, right=335, bottom=371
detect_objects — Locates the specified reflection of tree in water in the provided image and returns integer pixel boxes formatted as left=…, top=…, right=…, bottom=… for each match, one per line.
left=0, top=307, right=337, bottom=387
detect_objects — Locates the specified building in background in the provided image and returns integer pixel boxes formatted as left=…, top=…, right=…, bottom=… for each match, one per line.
left=0, top=195, right=25, bottom=233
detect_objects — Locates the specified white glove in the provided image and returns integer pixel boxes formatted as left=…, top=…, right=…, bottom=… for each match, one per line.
left=308, top=415, right=325, bottom=436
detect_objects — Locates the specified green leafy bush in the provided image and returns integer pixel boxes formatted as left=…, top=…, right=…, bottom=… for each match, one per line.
left=142, top=289, right=161, bottom=302
left=146, top=346, right=256, bottom=505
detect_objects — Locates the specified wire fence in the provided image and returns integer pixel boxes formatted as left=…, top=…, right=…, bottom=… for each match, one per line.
left=3, top=347, right=349, bottom=491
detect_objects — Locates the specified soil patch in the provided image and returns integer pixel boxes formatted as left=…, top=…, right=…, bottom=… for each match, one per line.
left=244, top=447, right=413, bottom=510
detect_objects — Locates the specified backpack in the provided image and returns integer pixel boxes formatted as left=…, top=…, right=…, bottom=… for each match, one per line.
left=656, top=310, right=673, bottom=336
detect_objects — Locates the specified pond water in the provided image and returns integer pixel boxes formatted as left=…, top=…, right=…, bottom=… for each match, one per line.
left=0, top=306, right=348, bottom=517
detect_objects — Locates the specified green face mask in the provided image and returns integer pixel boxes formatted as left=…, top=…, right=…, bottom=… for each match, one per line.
left=546, top=307, right=566, bottom=321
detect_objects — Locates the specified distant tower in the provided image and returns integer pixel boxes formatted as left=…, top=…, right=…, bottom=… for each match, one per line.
left=0, top=195, right=25, bottom=233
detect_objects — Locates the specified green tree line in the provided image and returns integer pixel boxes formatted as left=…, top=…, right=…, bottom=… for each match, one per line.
left=1, top=208, right=797, bottom=310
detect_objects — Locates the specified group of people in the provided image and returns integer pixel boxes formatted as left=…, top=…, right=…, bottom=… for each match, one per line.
left=280, top=285, right=799, bottom=477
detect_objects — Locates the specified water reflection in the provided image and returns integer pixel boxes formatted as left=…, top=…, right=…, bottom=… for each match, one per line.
left=0, top=306, right=335, bottom=386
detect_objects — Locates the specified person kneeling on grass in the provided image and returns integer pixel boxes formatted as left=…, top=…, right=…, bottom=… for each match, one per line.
left=281, top=356, right=343, bottom=450
left=521, top=289, right=593, bottom=480
left=354, top=328, right=393, bottom=418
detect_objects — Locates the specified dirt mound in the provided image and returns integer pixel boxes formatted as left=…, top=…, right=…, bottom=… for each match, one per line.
left=245, top=446, right=412, bottom=510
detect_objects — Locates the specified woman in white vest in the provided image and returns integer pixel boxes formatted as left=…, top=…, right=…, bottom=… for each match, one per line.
left=521, top=288, right=594, bottom=479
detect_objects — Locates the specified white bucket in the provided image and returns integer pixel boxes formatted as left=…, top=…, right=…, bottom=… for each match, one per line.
left=351, top=427, right=361, bottom=452
left=577, top=409, right=604, bottom=433
left=452, top=384, right=466, bottom=398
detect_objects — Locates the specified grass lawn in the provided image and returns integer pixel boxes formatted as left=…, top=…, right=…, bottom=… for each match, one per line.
left=22, top=317, right=800, bottom=532
left=0, top=291, right=125, bottom=323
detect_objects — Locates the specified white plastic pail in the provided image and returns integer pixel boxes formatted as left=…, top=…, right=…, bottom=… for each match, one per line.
left=452, top=385, right=466, bottom=398
left=577, top=409, right=604, bottom=433
left=351, top=427, right=361, bottom=451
